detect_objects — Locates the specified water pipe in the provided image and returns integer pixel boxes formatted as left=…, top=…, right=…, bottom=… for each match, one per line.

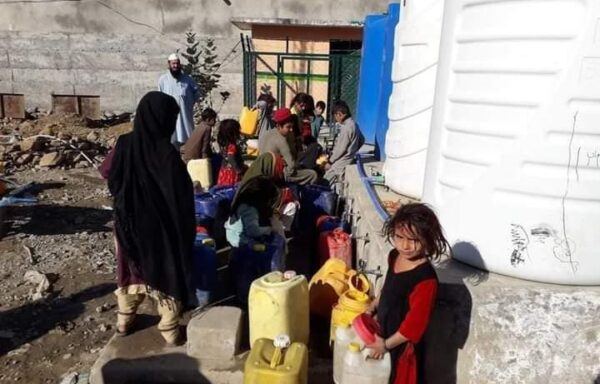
left=355, top=153, right=390, bottom=221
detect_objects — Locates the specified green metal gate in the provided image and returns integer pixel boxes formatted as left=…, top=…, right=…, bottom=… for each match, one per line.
left=242, top=36, right=361, bottom=117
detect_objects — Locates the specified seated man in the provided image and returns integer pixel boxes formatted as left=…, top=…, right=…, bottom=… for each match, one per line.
left=258, top=108, right=318, bottom=185
left=324, top=100, right=365, bottom=187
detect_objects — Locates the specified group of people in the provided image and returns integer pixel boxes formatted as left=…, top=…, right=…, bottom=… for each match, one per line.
left=100, top=53, right=450, bottom=384
left=157, top=52, right=366, bottom=192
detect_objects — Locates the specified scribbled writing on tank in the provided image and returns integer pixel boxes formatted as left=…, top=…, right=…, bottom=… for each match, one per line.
left=510, top=224, right=578, bottom=272
left=586, top=149, right=599, bottom=168
left=510, top=224, right=529, bottom=267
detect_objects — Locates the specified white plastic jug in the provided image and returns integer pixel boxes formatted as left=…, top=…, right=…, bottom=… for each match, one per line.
left=333, top=325, right=360, bottom=384
left=340, top=342, right=391, bottom=384
left=423, top=0, right=600, bottom=284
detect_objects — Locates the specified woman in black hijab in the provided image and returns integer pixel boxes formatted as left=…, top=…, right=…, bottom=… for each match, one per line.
left=104, top=91, right=195, bottom=345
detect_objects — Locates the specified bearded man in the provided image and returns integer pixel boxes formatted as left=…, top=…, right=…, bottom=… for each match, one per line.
left=158, top=53, right=200, bottom=149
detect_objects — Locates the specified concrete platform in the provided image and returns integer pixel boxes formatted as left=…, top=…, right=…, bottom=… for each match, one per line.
left=344, top=163, right=600, bottom=383
left=89, top=306, right=335, bottom=384
left=89, top=311, right=245, bottom=384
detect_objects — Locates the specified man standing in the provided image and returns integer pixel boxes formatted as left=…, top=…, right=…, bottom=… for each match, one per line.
left=158, top=53, right=200, bottom=148
left=182, top=108, right=217, bottom=163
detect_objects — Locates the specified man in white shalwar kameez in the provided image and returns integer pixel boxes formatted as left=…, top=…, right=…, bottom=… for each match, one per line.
left=158, top=53, right=200, bottom=148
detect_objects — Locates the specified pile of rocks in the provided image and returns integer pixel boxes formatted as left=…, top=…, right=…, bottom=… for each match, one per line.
left=1, top=133, right=110, bottom=173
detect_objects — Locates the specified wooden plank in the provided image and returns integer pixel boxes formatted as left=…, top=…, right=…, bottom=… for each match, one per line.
left=52, top=94, right=78, bottom=114
left=78, top=95, right=101, bottom=120
left=0, top=93, right=25, bottom=119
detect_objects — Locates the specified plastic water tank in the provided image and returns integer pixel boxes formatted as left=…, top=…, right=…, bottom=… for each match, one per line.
left=423, top=0, right=600, bottom=285
left=383, top=0, right=445, bottom=198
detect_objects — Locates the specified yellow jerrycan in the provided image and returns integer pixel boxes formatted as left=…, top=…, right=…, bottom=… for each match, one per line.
left=240, top=106, right=260, bottom=136
left=249, top=271, right=309, bottom=346
left=244, top=334, right=308, bottom=384
left=309, top=259, right=370, bottom=319
left=186, top=158, right=212, bottom=189
left=330, top=289, right=371, bottom=343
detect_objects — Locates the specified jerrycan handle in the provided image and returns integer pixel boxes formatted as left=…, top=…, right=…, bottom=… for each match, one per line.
left=270, top=334, right=291, bottom=369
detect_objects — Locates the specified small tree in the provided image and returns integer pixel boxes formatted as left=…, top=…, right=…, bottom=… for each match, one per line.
left=181, top=31, right=230, bottom=115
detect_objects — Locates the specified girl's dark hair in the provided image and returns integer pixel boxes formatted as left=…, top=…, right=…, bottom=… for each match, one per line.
left=383, top=203, right=451, bottom=261
left=316, top=100, right=326, bottom=110
left=304, top=95, right=315, bottom=115
left=200, top=108, right=217, bottom=121
left=232, top=176, right=280, bottom=224
left=289, top=92, right=311, bottom=109
left=332, top=100, right=351, bottom=118
left=217, top=119, right=241, bottom=147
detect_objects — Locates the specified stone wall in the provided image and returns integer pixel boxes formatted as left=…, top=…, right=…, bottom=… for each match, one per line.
left=0, top=0, right=391, bottom=115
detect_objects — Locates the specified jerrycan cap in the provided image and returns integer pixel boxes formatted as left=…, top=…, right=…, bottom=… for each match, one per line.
left=283, top=270, right=297, bottom=279
left=273, top=334, right=291, bottom=349
left=348, top=342, right=361, bottom=352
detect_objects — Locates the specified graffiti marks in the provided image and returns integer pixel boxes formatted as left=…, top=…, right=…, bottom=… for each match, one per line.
left=510, top=224, right=529, bottom=267
left=509, top=223, right=578, bottom=272
left=586, top=149, right=600, bottom=168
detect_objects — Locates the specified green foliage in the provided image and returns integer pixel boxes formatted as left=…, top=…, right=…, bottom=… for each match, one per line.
left=180, top=31, right=230, bottom=114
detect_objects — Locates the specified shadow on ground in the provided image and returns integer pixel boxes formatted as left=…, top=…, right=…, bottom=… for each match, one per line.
left=422, top=242, right=489, bottom=384
left=0, top=283, right=116, bottom=356
left=101, top=353, right=211, bottom=384
left=5, top=204, right=113, bottom=236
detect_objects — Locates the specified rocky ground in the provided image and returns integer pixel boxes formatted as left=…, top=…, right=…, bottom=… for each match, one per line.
left=0, top=113, right=132, bottom=384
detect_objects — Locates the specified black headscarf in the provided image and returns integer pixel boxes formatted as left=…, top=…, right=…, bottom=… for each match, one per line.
left=230, top=176, right=281, bottom=227
left=108, top=91, right=195, bottom=304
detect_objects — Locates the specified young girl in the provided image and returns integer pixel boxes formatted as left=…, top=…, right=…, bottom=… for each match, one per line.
left=225, top=176, right=285, bottom=303
left=225, top=175, right=280, bottom=248
left=216, top=119, right=247, bottom=186
left=365, top=203, right=451, bottom=384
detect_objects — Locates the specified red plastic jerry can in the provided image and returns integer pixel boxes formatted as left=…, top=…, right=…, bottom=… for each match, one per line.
left=319, top=228, right=352, bottom=267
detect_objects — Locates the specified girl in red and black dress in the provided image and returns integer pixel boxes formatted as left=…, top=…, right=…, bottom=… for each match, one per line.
left=366, top=203, right=451, bottom=384
left=216, top=119, right=247, bottom=186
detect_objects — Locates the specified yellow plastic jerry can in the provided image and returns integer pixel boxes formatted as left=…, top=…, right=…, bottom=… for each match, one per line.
left=244, top=335, right=308, bottom=384
left=240, top=106, right=260, bottom=136
left=186, top=158, right=212, bottom=189
left=249, top=271, right=309, bottom=346
left=330, top=290, right=371, bottom=343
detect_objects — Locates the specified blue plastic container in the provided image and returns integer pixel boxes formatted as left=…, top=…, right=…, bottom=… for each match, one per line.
left=209, top=185, right=238, bottom=203
left=192, top=231, right=217, bottom=308
left=194, top=192, right=229, bottom=245
left=194, top=193, right=224, bottom=221
left=299, top=184, right=338, bottom=227
left=229, top=235, right=286, bottom=305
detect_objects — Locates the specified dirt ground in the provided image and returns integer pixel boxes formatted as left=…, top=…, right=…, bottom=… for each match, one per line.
left=0, top=166, right=119, bottom=384
left=0, top=111, right=132, bottom=384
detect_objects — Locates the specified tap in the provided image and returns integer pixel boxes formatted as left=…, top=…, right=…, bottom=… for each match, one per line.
left=351, top=233, right=369, bottom=242
left=357, top=259, right=384, bottom=278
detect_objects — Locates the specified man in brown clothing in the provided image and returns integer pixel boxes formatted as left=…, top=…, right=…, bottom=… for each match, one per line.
left=258, top=108, right=318, bottom=185
left=182, top=108, right=217, bottom=163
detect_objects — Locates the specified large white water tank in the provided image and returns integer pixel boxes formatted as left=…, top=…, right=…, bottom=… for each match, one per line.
left=383, top=0, right=445, bottom=198
left=423, top=0, right=600, bottom=285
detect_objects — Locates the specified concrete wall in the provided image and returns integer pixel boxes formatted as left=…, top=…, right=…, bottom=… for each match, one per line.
left=0, top=0, right=391, bottom=115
